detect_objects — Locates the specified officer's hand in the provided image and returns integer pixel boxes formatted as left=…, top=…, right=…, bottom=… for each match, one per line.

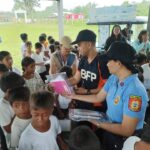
left=89, top=119, right=101, bottom=128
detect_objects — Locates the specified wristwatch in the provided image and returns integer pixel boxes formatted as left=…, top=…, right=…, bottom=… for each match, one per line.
left=97, top=122, right=101, bottom=127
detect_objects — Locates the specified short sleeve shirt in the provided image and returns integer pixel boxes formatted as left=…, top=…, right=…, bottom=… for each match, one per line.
left=104, top=74, right=148, bottom=129
left=24, top=72, right=45, bottom=93
left=18, top=115, right=61, bottom=150
left=0, top=99, right=15, bottom=126
left=31, top=53, right=46, bottom=74
left=78, top=54, right=109, bottom=89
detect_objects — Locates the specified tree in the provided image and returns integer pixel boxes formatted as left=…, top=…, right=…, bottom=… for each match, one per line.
left=13, top=0, right=40, bottom=19
left=44, top=2, right=58, bottom=16
left=136, top=0, right=149, bottom=16
left=121, top=0, right=149, bottom=16
left=122, top=1, right=130, bottom=6
left=71, top=2, right=97, bottom=18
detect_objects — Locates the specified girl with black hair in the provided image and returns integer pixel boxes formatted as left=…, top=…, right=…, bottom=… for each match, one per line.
left=21, top=57, right=45, bottom=93
left=104, top=24, right=126, bottom=51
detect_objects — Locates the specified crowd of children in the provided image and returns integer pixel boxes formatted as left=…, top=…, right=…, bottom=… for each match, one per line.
left=0, top=27, right=150, bottom=150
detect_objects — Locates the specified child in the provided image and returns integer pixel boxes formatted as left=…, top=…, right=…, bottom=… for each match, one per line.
left=25, top=41, right=33, bottom=57
left=142, top=52, right=150, bottom=121
left=19, top=91, right=63, bottom=150
left=31, top=42, right=47, bottom=82
left=54, top=41, right=60, bottom=51
left=0, top=51, right=21, bottom=75
left=8, top=86, right=31, bottom=149
left=142, top=52, right=150, bottom=94
left=55, top=66, right=73, bottom=119
left=0, top=64, right=8, bottom=100
left=137, top=53, right=147, bottom=66
left=20, top=33, right=28, bottom=58
left=68, top=125, right=101, bottom=150
left=22, top=57, right=45, bottom=93
left=47, top=35, right=53, bottom=44
left=0, top=64, right=8, bottom=78
left=0, top=72, right=25, bottom=146
left=49, top=44, right=56, bottom=54
left=39, top=35, right=50, bottom=61
left=40, top=33, right=49, bottom=48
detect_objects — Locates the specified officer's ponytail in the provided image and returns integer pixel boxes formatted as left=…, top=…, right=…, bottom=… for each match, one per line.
left=120, top=52, right=139, bottom=74
left=121, top=62, right=144, bottom=82
left=122, top=63, right=138, bottom=74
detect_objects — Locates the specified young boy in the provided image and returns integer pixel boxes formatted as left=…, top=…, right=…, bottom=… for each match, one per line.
left=31, top=42, right=47, bottom=82
left=20, top=33, right=28, bottom=58
left=68, top=125, right=101, bottom=150
left=0, top=72, right=25, bottom=147
left=55, top=66, right=73, bottom=119
left=25, top=41, right=33, bottom=57
left=39, top=35, right=50, bottom=61
left=0, top=64, right=8, bottom=100
left=19, top=91, right=63, bottom=150
left=0, top=51, right=21, bottom=75
left=8, top=86, right=31, bottom=149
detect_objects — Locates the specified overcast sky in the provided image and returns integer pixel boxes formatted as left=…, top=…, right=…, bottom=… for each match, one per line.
left=0, top=0, right=144, bottom=11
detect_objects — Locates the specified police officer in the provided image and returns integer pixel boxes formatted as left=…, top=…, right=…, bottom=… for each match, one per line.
left=67, top=41, right=148, bottom=150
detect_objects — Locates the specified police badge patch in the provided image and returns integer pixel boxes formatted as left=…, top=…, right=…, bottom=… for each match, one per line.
left=114, top=96, right=120, bottom=105
left=128, top=95, right=142, bottom=112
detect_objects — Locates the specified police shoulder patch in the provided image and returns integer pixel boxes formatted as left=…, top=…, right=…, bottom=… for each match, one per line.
left=128, top=95, right=142, bottom=112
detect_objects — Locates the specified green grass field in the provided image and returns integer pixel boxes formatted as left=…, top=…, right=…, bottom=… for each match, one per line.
left=0, top=20, right=97, bottom=69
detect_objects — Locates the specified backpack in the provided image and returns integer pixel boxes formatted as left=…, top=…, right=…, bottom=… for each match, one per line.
left=97, top=52, right=110, bottom=88
left=66, top=53, right=76, bottom=66
left=94, top=52, right=110, bottom=108
left=55, top=52, right=75, bottom=67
